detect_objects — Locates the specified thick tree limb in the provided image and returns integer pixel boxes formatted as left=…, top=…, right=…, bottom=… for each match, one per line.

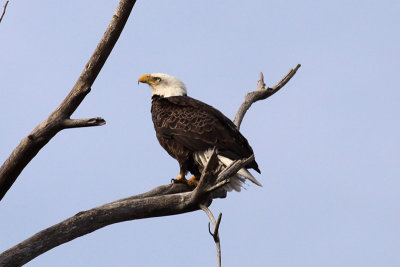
left=0, top=0, right=8, bottom=23
left=0, top=191, right=198, bottom=266
left=0, top=0, right=137, bottom=201
left=234, top=64, right=301, bottom=129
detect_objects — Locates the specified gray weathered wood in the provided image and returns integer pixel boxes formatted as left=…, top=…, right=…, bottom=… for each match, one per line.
left=200, top=205, right=222, bottom=267
left=0, top=191, right=198, bottom=266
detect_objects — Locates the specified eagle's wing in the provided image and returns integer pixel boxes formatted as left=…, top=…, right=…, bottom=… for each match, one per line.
left=158, top=96, right=260, bottom=173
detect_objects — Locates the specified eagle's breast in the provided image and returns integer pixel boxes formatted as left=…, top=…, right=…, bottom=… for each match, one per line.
left=151, top=96, right=192, bottom=163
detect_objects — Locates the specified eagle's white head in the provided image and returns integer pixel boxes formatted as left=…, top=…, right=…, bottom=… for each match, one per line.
left=138, top=73, right=187, bottom=97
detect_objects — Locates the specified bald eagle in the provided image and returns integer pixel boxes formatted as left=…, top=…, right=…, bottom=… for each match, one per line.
left=138, top=73, right=261, bottom=191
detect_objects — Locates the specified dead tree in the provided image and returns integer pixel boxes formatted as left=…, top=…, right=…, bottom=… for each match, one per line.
left=0, top=0, right=300, bottom=266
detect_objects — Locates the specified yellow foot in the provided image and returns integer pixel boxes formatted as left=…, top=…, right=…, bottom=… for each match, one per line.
left=187, top=176, right=199, bottom=187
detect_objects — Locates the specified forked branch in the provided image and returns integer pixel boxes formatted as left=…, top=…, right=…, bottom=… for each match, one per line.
left=0, top=0, right=138, bottom=201
left=200, top=205, right=222, bottom=267
left=234, top=64, right=301, bottom=129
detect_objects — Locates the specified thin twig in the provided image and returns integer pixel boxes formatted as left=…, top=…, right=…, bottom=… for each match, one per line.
left=62, top=117, right=106, bottom=129
left=257, top=72, right=265, bottom=91
left=233, top=64, right=301, bottom=129
left=206, top=179, right=230, bottom=193
left=0, top=1, right=9, bottom=23
left=200, top=204, right=222, bottom=267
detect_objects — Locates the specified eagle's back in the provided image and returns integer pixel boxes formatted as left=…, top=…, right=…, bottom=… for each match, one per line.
left=151, top=95, right=260, bottom=173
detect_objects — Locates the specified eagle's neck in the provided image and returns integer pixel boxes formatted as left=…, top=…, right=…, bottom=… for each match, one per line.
left=151, top=94, right=186, bottom=101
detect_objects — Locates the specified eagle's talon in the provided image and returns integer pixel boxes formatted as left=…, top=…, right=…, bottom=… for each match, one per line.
left=187, top=176, right=199, bottom=187
left=171, top=176, right=198, bottom=188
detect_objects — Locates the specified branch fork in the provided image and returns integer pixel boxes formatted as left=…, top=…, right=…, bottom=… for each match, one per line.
left=201, top=204, right=222, bottom=267
left=234, top=64, right=301, bottom=129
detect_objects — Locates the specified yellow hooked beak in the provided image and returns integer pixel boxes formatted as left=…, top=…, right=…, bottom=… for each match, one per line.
left=138, top=74, right=153, bottom=85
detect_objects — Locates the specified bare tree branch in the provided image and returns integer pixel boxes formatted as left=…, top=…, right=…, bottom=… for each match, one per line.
left=0, top=0, right=138, bottom=201
left=200, top=65, right=301, bottom=266
left=0, top=1, right=9, bottom=23
left=62, top=117, right=106, bottom=129
left=200, top=205, right=222, bottom=267
left=234, top=64, right=301, bottom=129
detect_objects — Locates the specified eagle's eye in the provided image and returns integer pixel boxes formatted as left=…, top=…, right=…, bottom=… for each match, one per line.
left=154, top=77, right=162, bottom=83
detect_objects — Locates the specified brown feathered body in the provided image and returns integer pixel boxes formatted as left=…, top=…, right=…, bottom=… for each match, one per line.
left=151, top=94, right=260, bottom=179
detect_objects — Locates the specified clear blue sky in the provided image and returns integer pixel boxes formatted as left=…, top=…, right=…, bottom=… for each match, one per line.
left=1, top=1, right=399, bottom=266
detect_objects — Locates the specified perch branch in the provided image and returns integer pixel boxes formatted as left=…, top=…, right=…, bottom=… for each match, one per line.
left=200, top=204, right=222, bottom=267
left=0, top=0, right=138, bottom=201
left=234, top=64, right=301, bottom=129
left=0, top=0, right=8, bottom=23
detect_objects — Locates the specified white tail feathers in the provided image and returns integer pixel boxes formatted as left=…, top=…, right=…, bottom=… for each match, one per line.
left=193, top=149, right=262, bottom=192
